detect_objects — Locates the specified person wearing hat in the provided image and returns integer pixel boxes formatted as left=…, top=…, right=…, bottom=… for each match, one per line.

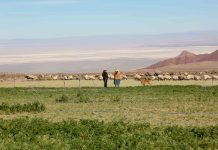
left=102, top=70, right=109, bottom=87
left=114, top=69, right=121, bottom=87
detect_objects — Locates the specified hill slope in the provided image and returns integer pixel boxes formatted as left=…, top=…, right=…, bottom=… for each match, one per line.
left=136, top=61, right=218, bottom=72
left=147, top=50, right=218, bottom=69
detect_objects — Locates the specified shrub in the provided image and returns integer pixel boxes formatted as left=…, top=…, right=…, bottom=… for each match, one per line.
left=112, top=95, right=121, bottom=102
left=55, top=94, right=69, bottom=103
left=55, top=93, right=91, bottom=103
left=74, top=92, right=91, bottom=103
left=0, top=102, right=45, bottom=113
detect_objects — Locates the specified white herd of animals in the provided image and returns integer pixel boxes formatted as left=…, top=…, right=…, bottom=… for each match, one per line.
left=23, top=71, right=218, bottom=81
left=24, top=73, right=129, bottom=81
left=134, top=72, right=218, bottom=81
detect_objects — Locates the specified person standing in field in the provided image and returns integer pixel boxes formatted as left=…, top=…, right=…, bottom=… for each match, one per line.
left=102, top=70, right=109, bottom=87
left=114, top=69, right=121, bottom=87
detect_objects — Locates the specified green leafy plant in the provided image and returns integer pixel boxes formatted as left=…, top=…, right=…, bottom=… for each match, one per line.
left=112, top=95, right=121, bottom=102
left=0, top=118, right=217, bottom=149
left=74, top=92, right=91, bottom=103
left=55, top=94, right=69, bottom=103
left=0, top=102, right=45, bottom=113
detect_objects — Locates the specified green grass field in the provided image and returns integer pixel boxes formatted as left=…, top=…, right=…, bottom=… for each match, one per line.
left=0, top=85, right=218, bottom=149
left=0, top=86, right=217, bottom=126
left=0, top=118, right=217, bottom=150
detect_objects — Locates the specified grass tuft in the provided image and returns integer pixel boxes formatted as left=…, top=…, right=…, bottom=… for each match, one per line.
left=55, top=94, right=69, bottom=103
left=0, top=102, right=45, bottom=113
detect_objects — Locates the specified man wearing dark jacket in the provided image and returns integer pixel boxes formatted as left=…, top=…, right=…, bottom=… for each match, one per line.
left=102, top=70, right=109, bottom=87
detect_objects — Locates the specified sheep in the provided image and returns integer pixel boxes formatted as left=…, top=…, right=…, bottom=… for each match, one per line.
left=74, top=75, right=81, bottom=80
left=67, top=75, right=73, bottom=80
left=211, top=71, right=217, bottom=74
left=203, top=75, right=212, bottom=80
left=154, top=70, right=162, bottom=76
left=98, top=75, right=103, bottom=80
left=172, top=75, right=179, bottom=80
left=194, top=75, right=201, bottom=80
left=139, top=73, right=144, bottom=76
left=84, top=75, right=95, bottom=80
left=38, top=74, right=45, bottom=80
left=134, top=74, right=141, bottom=80
left=157, top=75, right=164, bottom=80
left=179, top=72, right=183, bottom=75
left=163, top=72, right=170, bottom=75
left=108, top=74, right=114, bottom=80
left=184, top=72, right=189, bottom=76
left=89, top=75, right=96, bottom=80
left=143, top=76, right=151, bottom=80
left=44, top=75, right=53, bottom=80
left=25, top=75, right=38, bottom=80
left=212, top=75, right=218, bottom=80
left=53, top=75, right=59, bottom=80
left=84, top=75, right=89, bottom=80
left=63, top=76, right=68, bottom=80
left=150, top=76, right=156, bottom=80
left=121, top=74, right=128, bottom=80
left=186, top=75, right=194, bottom=80
left=178, top=75, right=185, bottom=80
left=145, top=72, right=154, bottom=76
left=169, top=72, right=175, bottom=76
left=164, top=75, right=171, bottom=80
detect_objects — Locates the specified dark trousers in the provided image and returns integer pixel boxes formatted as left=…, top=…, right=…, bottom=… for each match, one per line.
left=103, top=78, right=108, bottom=87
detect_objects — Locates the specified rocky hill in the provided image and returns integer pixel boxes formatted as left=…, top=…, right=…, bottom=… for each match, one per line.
left=146, top=50, right=218, bottom=69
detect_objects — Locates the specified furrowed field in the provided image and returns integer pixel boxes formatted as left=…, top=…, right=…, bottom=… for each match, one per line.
left=0, top=83, right=218, bottom=149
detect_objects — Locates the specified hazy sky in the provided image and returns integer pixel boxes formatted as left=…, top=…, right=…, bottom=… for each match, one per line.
left=1, top=0, right=218, bottom=39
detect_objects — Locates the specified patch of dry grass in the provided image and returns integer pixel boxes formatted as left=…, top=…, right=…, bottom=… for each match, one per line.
left=0, top=79, right=217, bottom=88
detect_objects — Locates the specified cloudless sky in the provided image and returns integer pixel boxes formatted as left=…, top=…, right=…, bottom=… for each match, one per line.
left=0, top=0, right=218, bottom=39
